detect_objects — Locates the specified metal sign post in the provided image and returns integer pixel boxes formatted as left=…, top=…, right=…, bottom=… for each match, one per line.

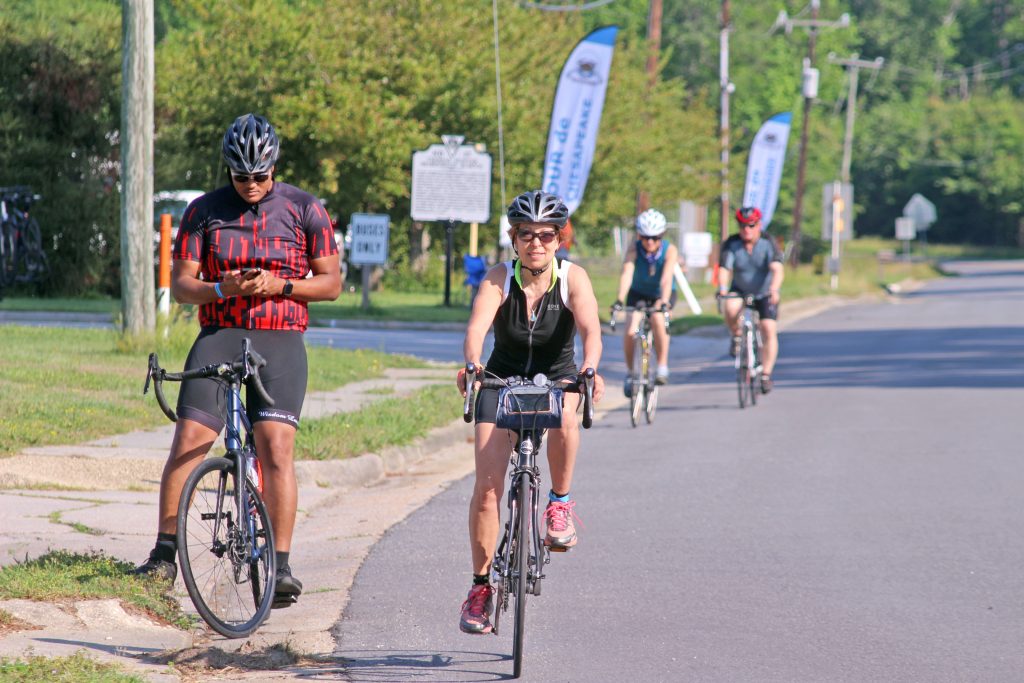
left=411, top=135, right=492, bottom=307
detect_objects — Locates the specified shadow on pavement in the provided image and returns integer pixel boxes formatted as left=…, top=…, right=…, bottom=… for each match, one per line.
left=332, top=649, right=510, bottom=682
left=684, top=326, right=1024, bottom=390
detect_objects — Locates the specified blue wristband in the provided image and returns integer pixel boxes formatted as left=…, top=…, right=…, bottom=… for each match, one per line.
left=213, top=282, right=224, bottom=299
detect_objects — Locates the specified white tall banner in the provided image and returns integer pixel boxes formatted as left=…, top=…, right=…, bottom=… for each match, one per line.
left=541, top=26, right=619, bottom=215
left=742, top=112, right=792, bottom=229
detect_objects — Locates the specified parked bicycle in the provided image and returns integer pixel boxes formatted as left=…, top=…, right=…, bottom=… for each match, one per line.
left=719, top=293, right=764, bottom=409
left=610, top=304, right=670, bottom=427
left=462, top=363, right=594, bottom=679
left=0, top=186, right=49, bottom=293
left=144, top=338, right=277, bottom=638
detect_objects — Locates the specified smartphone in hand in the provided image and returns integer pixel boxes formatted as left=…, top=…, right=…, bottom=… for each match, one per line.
left=239, top=267, right=262, bottom=279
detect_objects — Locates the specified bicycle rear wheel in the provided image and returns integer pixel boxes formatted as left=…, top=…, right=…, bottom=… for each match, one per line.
left=512, top=475, right=530, bottom=678
left=177, top=457, right=276, bottom=638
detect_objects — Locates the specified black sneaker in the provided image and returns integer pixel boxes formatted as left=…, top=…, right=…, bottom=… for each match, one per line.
left=760, top=375, right=773, bottom=394
left=272, top=565, right=303, bottom=609
left=133, top=550, right=177, bottom=583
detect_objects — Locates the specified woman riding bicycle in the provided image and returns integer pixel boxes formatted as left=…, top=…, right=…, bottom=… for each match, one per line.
left=456, top=190, right=604, bottom=634
left=612, top=208, right=680, bottom=393
left=133, top=113, right=341, bottom=609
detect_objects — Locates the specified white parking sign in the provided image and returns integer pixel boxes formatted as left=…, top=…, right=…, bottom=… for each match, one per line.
left=349, top=213, right=390, bottom=266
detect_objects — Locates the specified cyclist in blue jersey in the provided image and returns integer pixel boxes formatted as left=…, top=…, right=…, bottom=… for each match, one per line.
left=612, top=208, right=680, bottom=393
left=455, top=190, right=605, bottom=635
left=718, top=206, right=785, bottom=393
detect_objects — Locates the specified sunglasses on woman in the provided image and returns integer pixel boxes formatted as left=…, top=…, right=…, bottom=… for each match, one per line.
left=516, top=229, right=559, bottom=244
left=231, top=171, right=271, bottom=184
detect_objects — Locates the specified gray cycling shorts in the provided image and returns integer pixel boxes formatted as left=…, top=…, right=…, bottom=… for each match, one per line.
left=177, top=327, right=307, bottom=432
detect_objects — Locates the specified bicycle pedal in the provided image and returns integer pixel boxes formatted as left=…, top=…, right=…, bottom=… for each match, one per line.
left=545, top=543, right=570, bottom=553
left=271, top=594, right=298, bottom=609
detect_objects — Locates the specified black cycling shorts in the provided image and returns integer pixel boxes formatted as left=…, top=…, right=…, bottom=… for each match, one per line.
left=626, top=289, right=678, bottom=309
left=729, top=290, right=779, bottom=321
left=177, top=327, right=307, bottom=432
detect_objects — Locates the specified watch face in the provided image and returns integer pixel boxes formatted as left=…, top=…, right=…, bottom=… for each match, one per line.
left=283, top=281, right=293, bottom=296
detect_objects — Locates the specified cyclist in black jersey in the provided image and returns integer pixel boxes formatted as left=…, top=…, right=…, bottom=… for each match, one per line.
left=456, top=190, right=605, bottom=634
left=133, top=114, right=341, bottom=608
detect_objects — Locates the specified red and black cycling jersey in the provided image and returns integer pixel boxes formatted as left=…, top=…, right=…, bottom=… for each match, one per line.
left=173, top=182, right=337, bottom=331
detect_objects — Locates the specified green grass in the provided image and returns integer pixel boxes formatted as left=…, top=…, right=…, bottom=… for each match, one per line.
left=310, top=290, right=472, bottom=323
left=0, top=297, right=119, bottom=314
left=0, top=652, right=147, bottom=682
left=0, top=550, right=192, bottom=630
left=296, top=383, right=462, bottom=460
left=0, top=324, right=425, bottom=457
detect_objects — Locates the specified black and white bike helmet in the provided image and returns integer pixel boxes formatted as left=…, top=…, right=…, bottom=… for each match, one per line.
left=222, top=113, right=280, bottom=174
left=636, top=208, right=667, bottom=237
left=507, top=190, right=569, bottom=228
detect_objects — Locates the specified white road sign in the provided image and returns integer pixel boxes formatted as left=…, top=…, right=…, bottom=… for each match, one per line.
left=682, top=231, right=713, bottom=268
left=348, top=213, right=390, bottom=266
left=411, top=136, right=492, bottom=223
left=895, top=216, right=916, bottom=241
left=903, top=193, right=937, bottom=232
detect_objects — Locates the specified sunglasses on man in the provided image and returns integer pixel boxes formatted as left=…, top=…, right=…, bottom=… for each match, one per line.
left=231, top=171, right=271, bottom=184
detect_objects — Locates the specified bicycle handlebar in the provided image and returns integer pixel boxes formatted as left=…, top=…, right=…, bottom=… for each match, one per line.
left=609, top=304, right=671, bottom=332
left=144, top=339, right=274, bottom=423
left=461, top=363, right=595, bottom=429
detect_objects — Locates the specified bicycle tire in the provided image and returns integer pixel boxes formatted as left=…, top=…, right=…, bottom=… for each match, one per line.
left=629, top=339, right=645, bottom=427
left=645, top=383, right=659, bottom=423
left=177, top=457, right=276, bottom=638
left=512, top=474, right=530, bottom=679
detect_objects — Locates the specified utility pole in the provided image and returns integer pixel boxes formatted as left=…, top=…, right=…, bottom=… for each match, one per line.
left=825, top=53, right=883, bottom=290
left=771, top=1, right=850, bottom=268
left=719, top=0, right=733, bottom=246
left=637, top=0, right=663, bottom=215
left=829, top=53, right=884, bottom=187
left=120, top=0, right=155, bottom=334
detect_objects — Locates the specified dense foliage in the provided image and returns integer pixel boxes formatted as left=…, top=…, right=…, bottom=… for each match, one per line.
left=1, top=0, right=1021, bottom=295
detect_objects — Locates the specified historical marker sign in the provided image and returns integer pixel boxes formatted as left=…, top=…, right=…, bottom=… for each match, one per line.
left=411, top=136, right=492, bottom=223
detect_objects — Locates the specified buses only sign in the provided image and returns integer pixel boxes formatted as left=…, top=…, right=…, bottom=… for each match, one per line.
left=348, top=213, right=390, bottom=266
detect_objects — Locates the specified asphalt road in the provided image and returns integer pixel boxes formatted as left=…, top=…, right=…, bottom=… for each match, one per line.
left=333, top=260, right=1024, bottom=682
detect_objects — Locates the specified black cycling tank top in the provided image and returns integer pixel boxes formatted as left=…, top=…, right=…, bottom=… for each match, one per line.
left=486, top=259, right=577, bottom=379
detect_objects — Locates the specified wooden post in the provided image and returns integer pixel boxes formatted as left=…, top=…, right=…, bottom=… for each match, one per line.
left=120, top=0, right=155, bottom=334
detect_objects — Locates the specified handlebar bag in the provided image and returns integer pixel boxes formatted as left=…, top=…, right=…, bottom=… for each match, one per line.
left=495, top=385, right=564, bottom=431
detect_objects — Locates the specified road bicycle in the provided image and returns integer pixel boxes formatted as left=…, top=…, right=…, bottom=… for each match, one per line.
left=462, top=364, right=594, bottom=679
left=610, top=304, right=670, bottom=427
left=720, top=293, right=764, bottom=409
left=144, top=338, right=277, bottom=638
left=0, top=186, right=49, bottom=294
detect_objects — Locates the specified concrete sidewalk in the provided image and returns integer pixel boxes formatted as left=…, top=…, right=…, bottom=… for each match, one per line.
left=0, top=296, right=852, bottom=680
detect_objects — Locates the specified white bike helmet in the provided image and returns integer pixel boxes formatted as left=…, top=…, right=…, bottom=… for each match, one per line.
left=636, top=208, right=667, bottom=237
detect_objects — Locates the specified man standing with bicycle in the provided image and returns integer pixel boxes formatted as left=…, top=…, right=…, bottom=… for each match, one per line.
left=611, top=208, right=679, bottom=393
left=718, top=206, right=784, bottom=393
left=455, top=190, right=604, bottom=634
left=133, top=113, right=341, bottom=610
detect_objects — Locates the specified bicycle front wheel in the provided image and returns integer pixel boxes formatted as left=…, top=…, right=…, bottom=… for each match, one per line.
left=512, top=475, right=530, bottom=678
left=737, top=367, right=750, bottom=409
left=177, top=457, right=276, bottom=638
left=645, top=382, right=659, bottom=423
left=629, top=344, right=645, bottom=427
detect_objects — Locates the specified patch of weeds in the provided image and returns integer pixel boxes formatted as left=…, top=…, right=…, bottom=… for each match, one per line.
left=0, top=651, right=146, bottom=682
left=0, top=550, right=192, bottom=629
left=46, top=510, right=104, bottom=536
left=296, top=384, right=461, bottom=460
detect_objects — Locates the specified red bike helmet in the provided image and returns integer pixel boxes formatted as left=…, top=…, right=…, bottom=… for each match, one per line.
left=735, top=206, right=762, bottom=225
